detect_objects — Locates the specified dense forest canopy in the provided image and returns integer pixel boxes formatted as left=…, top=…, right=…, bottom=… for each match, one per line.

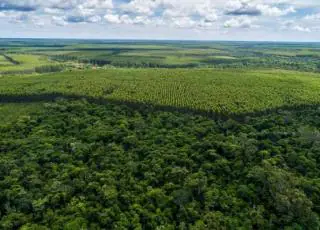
left=1, top=99, right=320, bottom=229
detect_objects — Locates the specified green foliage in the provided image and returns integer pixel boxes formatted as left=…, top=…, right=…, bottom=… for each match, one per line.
left=47, top=42, right=320, bottom=71
left=2, top=39, right=320, bottom=71
left=1, top=69, right=320, bottom=115
left=35, top=65, right=64, bottom=73
left=0, top=103, right=43, bottom=124
left=0, top=54, right=56, bottom=74
left=0, top=99, right=320, bottom=229
left=1, top=39, right=320, bottom=230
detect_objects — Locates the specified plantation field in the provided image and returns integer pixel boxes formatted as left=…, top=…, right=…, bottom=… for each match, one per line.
left=2, top=39, right=319, bottom=71
left=0, top=54, right=55, bottom=73
left=1, top=68, right=320, bottom=115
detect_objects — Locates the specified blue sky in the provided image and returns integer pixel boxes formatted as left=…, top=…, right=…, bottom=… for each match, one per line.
left=0, top=0, right=319, bottom=41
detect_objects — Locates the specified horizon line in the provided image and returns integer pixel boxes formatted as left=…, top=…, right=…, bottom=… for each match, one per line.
left=0, top=37, right=320, bottom=43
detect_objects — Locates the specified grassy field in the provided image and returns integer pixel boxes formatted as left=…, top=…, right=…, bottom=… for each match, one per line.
left=0, top=55, right=13, bottom=66
left=1, top=68, right=320, bottom=115
left=0, top=54, right=55, bottom=73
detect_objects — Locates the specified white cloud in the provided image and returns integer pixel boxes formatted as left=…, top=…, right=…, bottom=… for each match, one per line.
left=76, top=6, right=95, bottom=16
left=226, top=0, right=260, bottom=16
left=224, top=16, right=258, bottom=28
left=225, top=0, right=295, bottom=16
left=281, top=20, right=311, bottom=32
left=87, top=15, right=102, bottom=23
left=0, top=11, right=45, bottom=27
left=171, top=17, right=197, bottom=28
left=44, top=7, right=62, bottom=14
left=80, top=0, right=113, bottom=9
left=120, top=0, right=157, bottom=15
left=104, top=13, right=121, bottom=24
left=30, top=15, right=45, bottom=27
left=104, top=13, right=153, bottom=25
left=256, top=4, right=295, bottom=16
left=52, top=16, right=68, bottom=26
left=196, top=3, right=218, bottom=22
left=304, top=13, right=320, bottom=21
left=0, top=0, right=319, bottom=40
left=8, top=13, right=30, bottom=23
left=292, top=25, right=311, bottom=32
left=161, top=0, right=218, bottom=23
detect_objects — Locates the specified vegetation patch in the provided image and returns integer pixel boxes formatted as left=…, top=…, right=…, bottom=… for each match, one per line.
left=1, top=69, right=320, bottom=115
left=0, top=99, right=319, bottom=229
left=0, top=54, right=56, bottom=74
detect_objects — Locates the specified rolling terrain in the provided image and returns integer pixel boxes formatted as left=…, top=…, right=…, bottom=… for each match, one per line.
left=1, top=39, right=320, bottom=229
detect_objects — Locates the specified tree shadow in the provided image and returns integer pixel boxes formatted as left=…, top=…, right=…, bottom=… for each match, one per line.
left=0, top=93, right=319, bottom=121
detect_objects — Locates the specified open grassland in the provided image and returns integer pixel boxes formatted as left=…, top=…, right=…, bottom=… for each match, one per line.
left=1, top=68, right=320, bottom=115
left=0, top=54, right=54, bottom=73
left=0, top=55, right=13, bottom=66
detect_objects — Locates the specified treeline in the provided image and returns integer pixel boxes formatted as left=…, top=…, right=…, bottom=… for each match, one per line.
left=1, top=54, right=20, bottom=65
left=0, top=69, right=34, bottom=75
left=52, top=54, right=200, bottom=68
left=35, top=65, right=64, bottom=73
left=52, top=55, right=111, bottom=66
left=0, top=99, right=319, bottom=229
left=208, top=60, right=319, bottom=72
left=52, top=53, right=320, bottom=72
left=0, top=65, right=64, bottom=75
left=109, top=62, right=200, bottom=68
